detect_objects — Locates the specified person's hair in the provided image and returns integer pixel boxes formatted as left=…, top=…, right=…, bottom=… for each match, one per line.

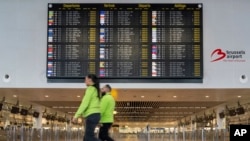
left=86, top=74, right=100, bottom=99
left=105, top=84, right=112, bottom=92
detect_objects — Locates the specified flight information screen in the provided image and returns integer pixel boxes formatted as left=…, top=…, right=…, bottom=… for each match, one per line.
left=47, top=3, right=203, bottom=82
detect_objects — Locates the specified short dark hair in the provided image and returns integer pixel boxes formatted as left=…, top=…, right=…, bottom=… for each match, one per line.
left=105, top=84, right=112, bottom=92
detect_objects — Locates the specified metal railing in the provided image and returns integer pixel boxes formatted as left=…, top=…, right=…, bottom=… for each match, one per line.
left=0, top=126, right=230, bottom=141
left=111, top=128, right=229, bottom=141
left=0, top=124, right=83, bottom=141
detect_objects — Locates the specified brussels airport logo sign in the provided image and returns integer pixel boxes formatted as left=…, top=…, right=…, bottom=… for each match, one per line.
left=211, top=48, right=246, bottom=62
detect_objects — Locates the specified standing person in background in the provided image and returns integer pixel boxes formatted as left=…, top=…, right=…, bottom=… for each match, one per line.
left=73, top=74, right=101, bottom=141
left=99, top=84, right=116, bottom=141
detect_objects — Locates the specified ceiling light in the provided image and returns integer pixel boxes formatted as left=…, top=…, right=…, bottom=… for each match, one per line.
left=141, top=96, right=145, bottom=98
left=45, top=95, right=49, bottom=98
left=77, top=95, right=81, bottom=98
left=238, top=95, right=242, bottom=98
left=173, top=96, right=177, bottom=98
left=205, top=96, right=209, bottom=98
left=13, top=95, right=17, bottom=98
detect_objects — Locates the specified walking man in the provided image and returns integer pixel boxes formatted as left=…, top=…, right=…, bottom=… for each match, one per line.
left=99, top=84, right=116, bottom=141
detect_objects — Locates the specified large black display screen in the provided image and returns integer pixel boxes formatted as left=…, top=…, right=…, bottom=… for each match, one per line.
left=47, top=3, right=203, bottom=82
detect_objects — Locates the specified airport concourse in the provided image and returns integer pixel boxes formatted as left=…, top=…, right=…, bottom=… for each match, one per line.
left=0, top=0, right=250, bottom=141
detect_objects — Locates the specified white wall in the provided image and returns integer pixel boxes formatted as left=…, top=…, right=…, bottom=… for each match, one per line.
left=0, top=0, right=249, bottom=88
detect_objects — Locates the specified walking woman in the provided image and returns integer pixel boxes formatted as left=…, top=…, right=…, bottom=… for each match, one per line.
left=73, top=74, right=101, bottom=141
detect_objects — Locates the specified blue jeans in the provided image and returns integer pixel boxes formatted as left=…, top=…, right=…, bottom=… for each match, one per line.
left=84, top=113, right=101, bottom=141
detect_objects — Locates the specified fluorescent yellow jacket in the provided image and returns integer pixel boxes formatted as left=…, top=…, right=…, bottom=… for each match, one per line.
left=74, top=86, right=100, bottom=118
left=100, top=93, right=115, bottom=123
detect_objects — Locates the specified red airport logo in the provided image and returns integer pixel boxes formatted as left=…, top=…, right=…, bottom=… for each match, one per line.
left=211, top=49, right=226, bottom=62
left=211, top=48, right=246, bottom=62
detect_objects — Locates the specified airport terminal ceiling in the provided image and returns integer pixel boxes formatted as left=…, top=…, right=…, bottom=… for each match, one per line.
left=1, top=88, right=250, bottom=125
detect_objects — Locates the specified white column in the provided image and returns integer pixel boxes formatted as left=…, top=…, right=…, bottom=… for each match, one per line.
left=32, top=106, right=43, bottom=129
left=216, top=106, right=226, bottom=129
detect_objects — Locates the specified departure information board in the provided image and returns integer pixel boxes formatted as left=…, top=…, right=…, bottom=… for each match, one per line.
left=47, top=3, right=203, bottom=83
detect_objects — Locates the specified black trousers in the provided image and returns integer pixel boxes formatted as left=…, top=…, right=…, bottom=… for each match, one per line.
left=98, top=123, right=114, bottom=141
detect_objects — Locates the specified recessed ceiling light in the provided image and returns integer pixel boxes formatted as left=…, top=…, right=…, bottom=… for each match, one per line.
left=238, top=95, right=242, bottom=98
left=141, top=96, right=145, bottom=98
left=173, top=96, right=177, bottom=98
left=45, top=95, right=49, bottom=98
left=205, top=96, right=209, bottom=98
left=77, top=95, right=81, bottom=98
left=13, top=95, right=17, bottom=98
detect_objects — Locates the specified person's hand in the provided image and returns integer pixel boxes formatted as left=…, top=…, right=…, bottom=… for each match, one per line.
left=72, top=117, right=77, bottom=124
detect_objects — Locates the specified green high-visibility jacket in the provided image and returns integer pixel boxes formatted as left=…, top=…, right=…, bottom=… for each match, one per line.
left=100, top=93, right=116, bottom=123
left=74, top=86, right=100, bottom=118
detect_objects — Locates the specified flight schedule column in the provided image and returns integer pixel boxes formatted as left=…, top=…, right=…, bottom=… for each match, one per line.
left=99, top=10, right=115, bottom=77
left=99, top=5, right=150, bottom=78
left=47, top=4, right=98, bottom=78
left=151, top=4, right=202, bottom=78
left=140, top=10, right=150, bottom=77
